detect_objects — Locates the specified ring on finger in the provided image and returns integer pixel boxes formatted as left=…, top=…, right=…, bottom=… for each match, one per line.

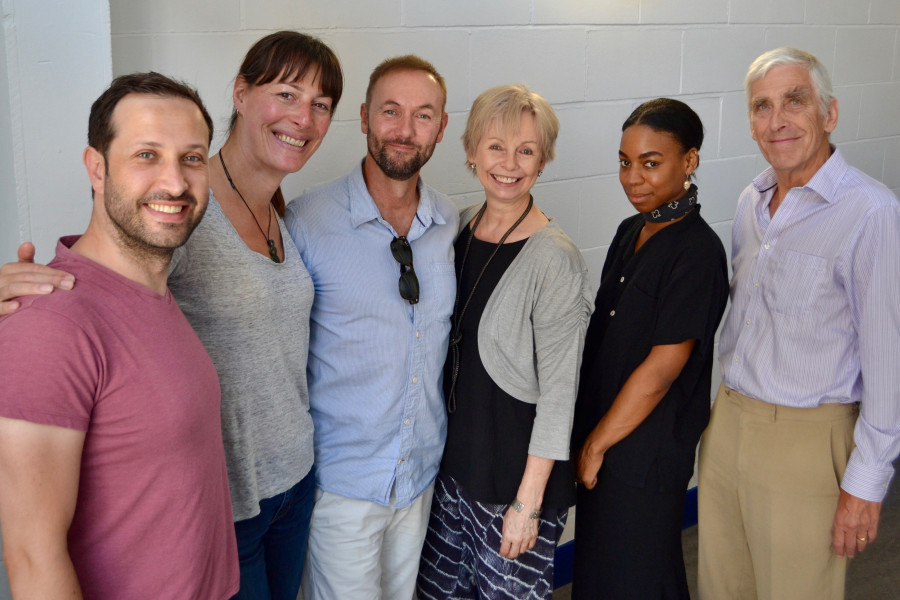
left=857, top=536, right=867, bottom=542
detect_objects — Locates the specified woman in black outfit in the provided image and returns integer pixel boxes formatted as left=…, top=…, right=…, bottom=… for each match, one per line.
left=570, top=98, right=729, bottom=599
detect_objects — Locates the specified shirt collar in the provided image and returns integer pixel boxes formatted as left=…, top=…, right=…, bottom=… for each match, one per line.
left=752, top=146, right=850, bottom=205
left=347, top=159, right=447, bottom=233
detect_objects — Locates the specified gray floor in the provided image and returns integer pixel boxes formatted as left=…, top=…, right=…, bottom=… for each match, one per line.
left=554, top=458, right=900, bottom=599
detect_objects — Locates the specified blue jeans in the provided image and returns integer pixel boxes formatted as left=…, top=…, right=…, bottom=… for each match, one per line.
left=231, top=469, right=316, bottom=600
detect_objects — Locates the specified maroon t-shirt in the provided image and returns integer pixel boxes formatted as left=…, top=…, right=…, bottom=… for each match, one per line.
left=0, top=236, right=239, bottom=599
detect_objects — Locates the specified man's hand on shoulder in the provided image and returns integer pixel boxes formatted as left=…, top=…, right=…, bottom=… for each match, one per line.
left=833, top=488, right=882, bottom=558
left=0, top=242, right=75, bottom=315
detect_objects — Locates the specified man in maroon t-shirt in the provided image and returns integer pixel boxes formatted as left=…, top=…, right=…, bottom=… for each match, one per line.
left=0, top=73, right=238, bottom=599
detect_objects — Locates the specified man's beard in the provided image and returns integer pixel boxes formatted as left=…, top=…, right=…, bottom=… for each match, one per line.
left=104, top=179, right=205, bottom=263
left=367, top=132, right=437, bottom=181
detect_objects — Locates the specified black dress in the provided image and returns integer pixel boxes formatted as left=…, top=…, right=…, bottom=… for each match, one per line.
left=570, top=206, right=728, bottom=599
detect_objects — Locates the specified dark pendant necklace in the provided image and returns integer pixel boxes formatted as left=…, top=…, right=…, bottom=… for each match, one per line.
left=219, top=152, right=280, bottom=263
left=446, top=195, right=534, bottom=413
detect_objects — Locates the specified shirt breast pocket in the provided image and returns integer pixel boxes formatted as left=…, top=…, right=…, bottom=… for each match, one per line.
left=768, top=250, right=829, bottom=316
left=421, top=261, right=456, bottom=322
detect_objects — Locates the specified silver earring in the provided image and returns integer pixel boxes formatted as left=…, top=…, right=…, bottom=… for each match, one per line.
left=683, top=177, right=691, bottom=191
left=538, top=170, right=543, bottom=177
left=470, top=163, right=476, bottom=173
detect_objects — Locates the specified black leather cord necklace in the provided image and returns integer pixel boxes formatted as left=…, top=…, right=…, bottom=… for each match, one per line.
left=219, top=152, right=280, bottom=263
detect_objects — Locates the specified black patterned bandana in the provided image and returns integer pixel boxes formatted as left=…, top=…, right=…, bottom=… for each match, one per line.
left=643, top=184, right=698, bottom=223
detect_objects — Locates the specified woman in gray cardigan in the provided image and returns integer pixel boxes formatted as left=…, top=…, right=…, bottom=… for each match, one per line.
left=417, top=84, right=593, bottom=600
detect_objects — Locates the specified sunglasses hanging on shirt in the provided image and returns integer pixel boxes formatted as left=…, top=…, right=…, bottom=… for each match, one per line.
left=391, top=236, right=420, bottom=305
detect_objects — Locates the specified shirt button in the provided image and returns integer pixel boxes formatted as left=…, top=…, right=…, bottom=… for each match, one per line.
left=746, top=320, right=751, bottom=326
left=412, top=376, right=418, bottom=384
left=398, top=459, right=404, bottom=465
left=416, top=331, right=420, bottom=339
left=610, top=310, right=616, bottom=316
left=754, top=282, right=760, bottom=287
left=404, top=419, right=411, bottom=425
left=764, top=243, right=770, bottom=250
left=734, top=358, right=740, bottom=364
left=619, top=276, right=625, bottom=283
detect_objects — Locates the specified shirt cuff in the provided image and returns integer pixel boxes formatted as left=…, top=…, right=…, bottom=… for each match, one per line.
left=840, top=451, right=896, bottom=502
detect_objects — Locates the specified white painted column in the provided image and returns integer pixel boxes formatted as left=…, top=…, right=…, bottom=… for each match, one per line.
left=0, top=0, right=111, bottom=264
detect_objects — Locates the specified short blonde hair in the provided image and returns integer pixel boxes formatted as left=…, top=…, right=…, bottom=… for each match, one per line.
left=462, top=84, right=559, bottom=168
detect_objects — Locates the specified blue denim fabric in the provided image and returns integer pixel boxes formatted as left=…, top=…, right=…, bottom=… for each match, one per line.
left=231, top=469, right=316, bottom=600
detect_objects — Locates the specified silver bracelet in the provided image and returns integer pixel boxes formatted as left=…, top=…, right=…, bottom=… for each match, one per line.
left=511, top=497, right=541, bottom=520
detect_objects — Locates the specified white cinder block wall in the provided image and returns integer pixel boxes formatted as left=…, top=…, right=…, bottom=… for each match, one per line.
left=1, top=1, right=898, bottom=596
left=107, top=0, right=900, bottom=461
left=106, top=0, right=900, bottom=558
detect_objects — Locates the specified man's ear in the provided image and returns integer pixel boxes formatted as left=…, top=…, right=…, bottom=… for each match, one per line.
left=360, top=103, right=369, bottom=135
left=434, top=112, right=449, bottom=144
left=83, top=146, right=106, bottom=199
left=824, top=97, right=839, bottom=134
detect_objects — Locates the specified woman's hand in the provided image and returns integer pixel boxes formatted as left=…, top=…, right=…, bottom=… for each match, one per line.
left=576, top=436, right=605, bottom=490
left=500, top=503, right=539, bottom=559
left=576, top=341, right=698, bottom=490
left=501, top=455, right=554, bottom=559
left=0, top=243, right=74, bottom=315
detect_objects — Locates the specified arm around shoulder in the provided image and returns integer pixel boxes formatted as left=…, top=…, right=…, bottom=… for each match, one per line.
left=0, top=243, right=75, bottom=316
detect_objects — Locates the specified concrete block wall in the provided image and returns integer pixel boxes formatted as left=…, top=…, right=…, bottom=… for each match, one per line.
left=1, top=2, right=898, bottom=596
left=104, top=0, right=899, bottom=560
left=108, top=0, right=900, bottom=297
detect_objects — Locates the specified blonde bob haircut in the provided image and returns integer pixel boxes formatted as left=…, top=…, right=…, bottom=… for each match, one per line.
left=462, top=84, right=559, bottom=170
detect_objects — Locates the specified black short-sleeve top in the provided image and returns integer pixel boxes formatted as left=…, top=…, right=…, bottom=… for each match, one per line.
left=571, top=206, right=729, bottom=492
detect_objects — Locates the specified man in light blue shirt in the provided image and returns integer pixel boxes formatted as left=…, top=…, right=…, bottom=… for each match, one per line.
left=698, top=47, right=900, bottom=600
left=284, top=55, right=457, bottom=600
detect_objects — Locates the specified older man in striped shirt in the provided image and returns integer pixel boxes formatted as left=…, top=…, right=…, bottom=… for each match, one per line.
left=698, top=47, right=900, bottom=600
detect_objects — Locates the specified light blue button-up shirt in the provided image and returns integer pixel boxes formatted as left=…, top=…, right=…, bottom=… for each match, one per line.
left=720, top=149, right=900, bottom=502
left=285, top=162, right=458, bottom=508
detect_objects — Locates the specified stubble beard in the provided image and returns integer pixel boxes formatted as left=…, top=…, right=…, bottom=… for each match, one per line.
left=104, top=178, right=205, bottom=264
left=367, top=131, right=437, bottom=181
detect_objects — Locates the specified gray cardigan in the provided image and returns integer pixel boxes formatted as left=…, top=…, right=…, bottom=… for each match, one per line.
left=459, top=205, right=595, bottom=460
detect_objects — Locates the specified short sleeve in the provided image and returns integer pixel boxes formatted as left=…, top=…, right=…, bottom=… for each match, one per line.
left=0, top=307, right=99, bottom=431
left=652, top=245, right=726, bottom=347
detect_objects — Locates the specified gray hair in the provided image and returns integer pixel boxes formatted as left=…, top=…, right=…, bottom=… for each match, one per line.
left=745, top=47, right=834, bottom=118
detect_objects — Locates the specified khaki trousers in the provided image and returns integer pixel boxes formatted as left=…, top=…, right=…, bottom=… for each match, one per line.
left=697, top=384, right=858, bottom=600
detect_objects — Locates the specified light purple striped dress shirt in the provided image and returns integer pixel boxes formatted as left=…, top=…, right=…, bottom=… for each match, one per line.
left=720, top=148, right=900, bottom=502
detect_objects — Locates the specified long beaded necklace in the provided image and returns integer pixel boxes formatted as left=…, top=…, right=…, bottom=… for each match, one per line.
left=219, top=152, right=280, bottom=263
left=446, top=195, right=533, bottom=412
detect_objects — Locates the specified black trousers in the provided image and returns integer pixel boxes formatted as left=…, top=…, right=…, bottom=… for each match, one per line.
left=572, top=467, right=690, bottom=600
